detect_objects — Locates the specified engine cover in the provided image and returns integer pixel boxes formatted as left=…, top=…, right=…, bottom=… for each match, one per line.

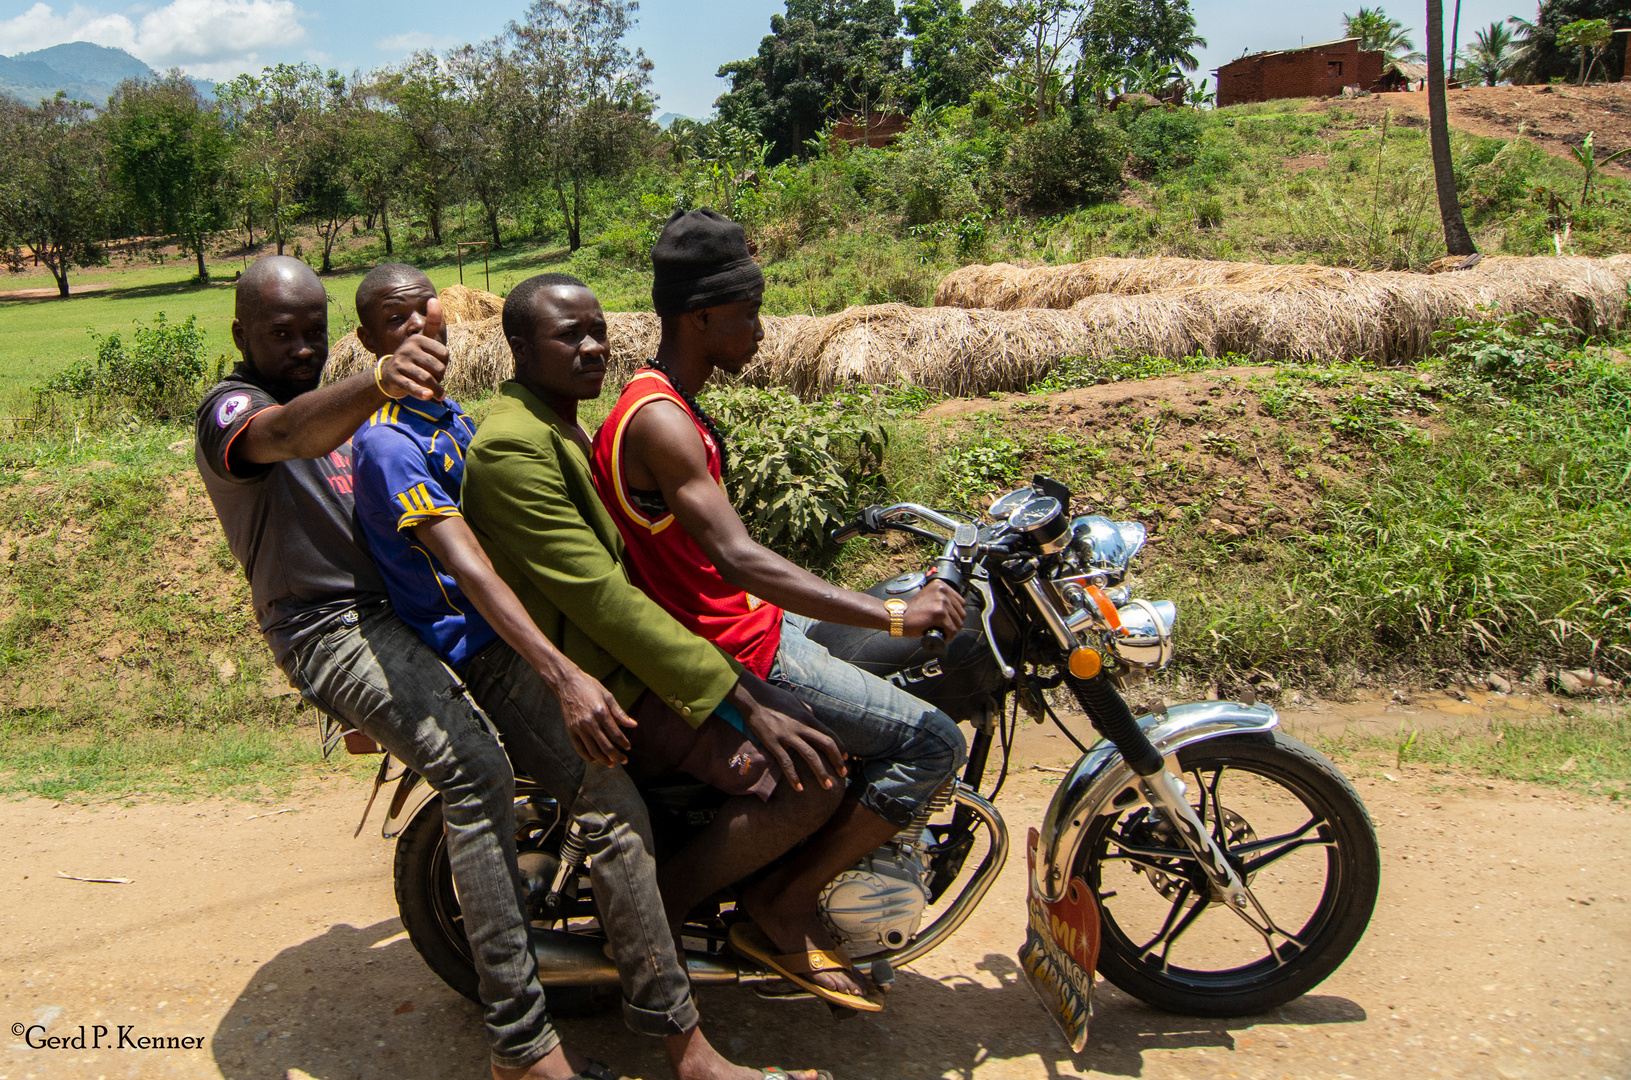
left=817, top=841, right=931, bottom=958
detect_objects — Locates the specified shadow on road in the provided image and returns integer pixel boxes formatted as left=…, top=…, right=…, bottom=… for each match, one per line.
left=210, top=926, right=1366, bottom=1080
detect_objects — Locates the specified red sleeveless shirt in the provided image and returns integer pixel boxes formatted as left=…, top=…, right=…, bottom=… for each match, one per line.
left=589, top=369, right=783, bottom=677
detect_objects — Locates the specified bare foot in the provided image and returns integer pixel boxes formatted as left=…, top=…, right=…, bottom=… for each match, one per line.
left=740, top=880, right=870, bottom=999
left=491, top=1044, right=599, bottom=1080
left=665, top=1026, right=824, bottom=1080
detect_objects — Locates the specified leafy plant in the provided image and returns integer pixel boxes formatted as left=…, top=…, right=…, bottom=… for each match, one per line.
left=45, top=313, right=213, bottom=421
left=705, top=386, right=894, bottom=550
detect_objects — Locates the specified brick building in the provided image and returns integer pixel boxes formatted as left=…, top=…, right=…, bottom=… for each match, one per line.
left=830, top=111, right=910, bottom=150
left=1214, top=38, right=1386, bottom=106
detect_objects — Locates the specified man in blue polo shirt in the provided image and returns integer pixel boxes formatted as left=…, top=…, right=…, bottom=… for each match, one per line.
left=349, top=262, right=838, bottom=1080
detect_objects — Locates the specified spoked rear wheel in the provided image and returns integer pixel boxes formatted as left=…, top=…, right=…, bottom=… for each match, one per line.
left=1077, top=731, right=1379, bottom=1017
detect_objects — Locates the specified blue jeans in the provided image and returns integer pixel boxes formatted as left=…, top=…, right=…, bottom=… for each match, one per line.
left=460, top=639, right=701, bottom=1039
left=768, top=612, right=967, bottom=827
left=286, top=601, right=555, bottom=1069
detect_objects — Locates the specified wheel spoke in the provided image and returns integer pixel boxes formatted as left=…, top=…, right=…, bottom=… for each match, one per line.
left=1230, top=814, right=1333, bottom=873
left=1204, top=767, right=1226, bottom=846
left=1136, top=880, right=1203, bottom=968
left=1104, top=842, right=1200, bottom=870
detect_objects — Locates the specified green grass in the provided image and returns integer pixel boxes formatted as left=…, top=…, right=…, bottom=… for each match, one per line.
left=1312, top=709, right=1631, bottom=796
left=0, top=722, right=376, bottom=802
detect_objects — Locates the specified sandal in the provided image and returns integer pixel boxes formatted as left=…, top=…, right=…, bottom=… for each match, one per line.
left=569, top=1062, right=630, bottom=1080
left=759, top=1070, right=834, bottom=1080
left=728, top=922, right=882, bottom=1014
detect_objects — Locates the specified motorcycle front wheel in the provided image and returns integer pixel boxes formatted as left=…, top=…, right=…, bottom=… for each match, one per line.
left=1077, top=731, right=1379, bottom=1017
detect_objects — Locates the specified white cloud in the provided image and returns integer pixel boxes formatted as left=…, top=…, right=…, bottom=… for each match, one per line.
left=375, top=31, right=455, bottom=56
left=1, top=1, right=308, bottom=81
left=0, top=3, right=140, bottom=55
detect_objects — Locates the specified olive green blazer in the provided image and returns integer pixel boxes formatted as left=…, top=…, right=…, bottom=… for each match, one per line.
left=463, top=380, right=739, bottom=723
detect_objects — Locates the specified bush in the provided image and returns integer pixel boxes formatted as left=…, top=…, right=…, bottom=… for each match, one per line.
left=45, top=313, right=213, bottom=421
left=704, top=386, right=894, bottom=550
left=1003, top=114, right=1124, bottom=213
left=1125, top=107, right=1202, bottom=175
left=872, top=121, right=984, bottom=228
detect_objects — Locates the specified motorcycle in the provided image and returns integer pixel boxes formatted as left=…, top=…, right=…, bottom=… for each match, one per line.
left=359, top=474, right=1380, bottom=1045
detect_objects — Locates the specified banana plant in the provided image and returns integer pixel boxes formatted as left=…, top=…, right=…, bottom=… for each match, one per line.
left=1571, top=132, right=1631, bottom=210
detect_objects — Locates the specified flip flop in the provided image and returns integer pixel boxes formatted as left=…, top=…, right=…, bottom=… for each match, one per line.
left=728, top=922, right=882, bottom=1014
left=759, top=1070, right=835, bottom=1080
left=568, top=1062, right=631, bottom=1080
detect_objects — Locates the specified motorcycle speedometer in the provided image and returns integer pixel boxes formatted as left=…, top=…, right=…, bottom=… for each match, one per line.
left=988, top=487, right=1036, bottom=521
left=1007, top=495, right=1069, bottom=552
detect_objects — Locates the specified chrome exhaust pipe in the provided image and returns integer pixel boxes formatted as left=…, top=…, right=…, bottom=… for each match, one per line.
left=529, top=928, right=752, bottom=986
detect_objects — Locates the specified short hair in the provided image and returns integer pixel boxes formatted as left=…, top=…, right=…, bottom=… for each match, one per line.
left=354, top=262, right=431, bottom=327
left=501, top=273, right=589, bottom=344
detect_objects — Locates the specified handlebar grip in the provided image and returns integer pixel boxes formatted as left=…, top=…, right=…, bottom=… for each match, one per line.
left=921, top=627, right=947, bottom=657
left=830, top=523, right=861, bottom=544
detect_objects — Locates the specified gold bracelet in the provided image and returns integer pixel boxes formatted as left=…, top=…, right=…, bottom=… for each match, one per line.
left=374, top=355, right=406, bottom=400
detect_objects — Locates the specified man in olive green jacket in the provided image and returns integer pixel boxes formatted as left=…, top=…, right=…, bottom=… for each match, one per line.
left=462, top=272, right=849, bottom=1080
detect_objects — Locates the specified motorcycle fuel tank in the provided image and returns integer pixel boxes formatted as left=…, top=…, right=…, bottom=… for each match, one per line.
left=804, top=573, right=1017, bottom=725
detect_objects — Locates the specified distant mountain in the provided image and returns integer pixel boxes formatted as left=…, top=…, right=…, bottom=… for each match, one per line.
left=0, top=42, right=216, bottom=107
left=654, top=112, right=698, bottom=129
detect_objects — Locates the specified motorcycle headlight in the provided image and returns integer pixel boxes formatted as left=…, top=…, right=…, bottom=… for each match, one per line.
left=1110, top=598, right=1177, bottom=669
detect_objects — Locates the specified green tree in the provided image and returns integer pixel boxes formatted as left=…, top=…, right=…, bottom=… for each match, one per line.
left=376, top=52, right=462, bottom=244
left=1512, top=1, right=1628, bottom=85
left=345, top=80, right=410, bottom=255
left=1458, top=21, right=1517, bottom=85
left=715, top=0, right=908, bottom=162
left=104, top=73, right=233, bottom=282
left=445, top=40, right=527, bottom=250
left=0, top=92, right=107, bottom=298
left=1556, top=17, right=1614, bottom=84
left=1079, top=0, right=1206, bottom=74
left=217, top=63, right=343, bottom=256
left=1342, top=6, right=1425, bottom=62
left=900, top=0, right=1024, bottom=108
left=508, top=0, right=656, bottom=251
left=1012, top=0, right=1086, bottom=120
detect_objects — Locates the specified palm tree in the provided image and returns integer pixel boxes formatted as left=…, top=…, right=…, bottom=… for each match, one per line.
left=1426, top=0, right=1475, bottom=255
left=1503, top=16, right=1542, bottom=84
left=1458, top=21, right=1516, bottom=86
left=1342, top=6, right=1426, bottom=62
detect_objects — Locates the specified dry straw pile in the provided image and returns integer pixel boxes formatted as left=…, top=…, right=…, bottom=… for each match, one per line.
left=325, top=285, right=666, bottom=398
left=326, top=258, right=1631, bottom=400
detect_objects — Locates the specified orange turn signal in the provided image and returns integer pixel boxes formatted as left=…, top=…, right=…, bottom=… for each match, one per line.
left=1068, top=647, right=1103, bottom=680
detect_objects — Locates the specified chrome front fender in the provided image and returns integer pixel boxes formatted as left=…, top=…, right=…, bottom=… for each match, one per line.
left=1032, top=701, right=1278, bottom=902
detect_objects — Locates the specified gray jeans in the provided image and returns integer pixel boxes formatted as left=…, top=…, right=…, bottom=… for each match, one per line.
left=461, top=638, right=701, bottom=1038
left=769, top=612, right=968, bottom=827
left=286, top=601, right=554, bottom=1069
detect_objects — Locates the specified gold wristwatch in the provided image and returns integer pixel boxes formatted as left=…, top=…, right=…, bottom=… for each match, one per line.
left=884, top=599, right=908, bottom=637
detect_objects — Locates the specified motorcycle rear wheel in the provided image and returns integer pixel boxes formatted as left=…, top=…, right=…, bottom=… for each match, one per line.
left=394, top=795, right=606, bottom=1015
left=1077, top=731, right=1379, bottom=1017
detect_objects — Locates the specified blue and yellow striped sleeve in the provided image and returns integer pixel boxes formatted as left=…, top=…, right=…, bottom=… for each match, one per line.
left=353, top=420, right=461, bottom=539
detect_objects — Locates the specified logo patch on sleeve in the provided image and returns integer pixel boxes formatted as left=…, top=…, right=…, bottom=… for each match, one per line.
left=216, top=393, right=253, bottom=428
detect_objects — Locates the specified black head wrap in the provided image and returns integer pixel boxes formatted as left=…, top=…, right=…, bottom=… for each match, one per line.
left=650, top=208, right=764, bottom=316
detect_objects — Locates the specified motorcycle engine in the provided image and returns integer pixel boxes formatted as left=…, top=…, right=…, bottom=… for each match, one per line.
left=817, top=838, right=931, bottom=958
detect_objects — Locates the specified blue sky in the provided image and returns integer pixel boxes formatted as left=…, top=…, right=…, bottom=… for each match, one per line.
left=1, top=0, right=1537, bottom=116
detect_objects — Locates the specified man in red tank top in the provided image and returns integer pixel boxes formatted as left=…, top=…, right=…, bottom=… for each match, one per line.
left=591, top=209, right=969, bottom=1007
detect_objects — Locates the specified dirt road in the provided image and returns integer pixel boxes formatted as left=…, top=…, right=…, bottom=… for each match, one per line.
left=3, top=704, right=1628, bottom=1080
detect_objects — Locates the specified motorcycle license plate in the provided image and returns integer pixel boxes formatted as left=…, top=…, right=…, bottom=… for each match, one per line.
left=1019, top=828, right=1101, bottom=1053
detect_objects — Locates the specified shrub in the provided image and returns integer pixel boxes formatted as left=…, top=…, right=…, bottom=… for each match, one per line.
left=1126, top=107, right=1202, bottom=175
left=1003, top=114, right=1124, bottom=213
left=45, top=312, right=212, bottom=421
left=704, top=387, right=894, bottom=550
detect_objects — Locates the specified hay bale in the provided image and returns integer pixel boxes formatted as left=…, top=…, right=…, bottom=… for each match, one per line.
left=741, top=304, right=1099, bottom=398
left=934, top=257, right=1363, bottom=309
left=438, top=284, right=504, bottom=325
left=322, top=311, right=667, bottom=399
